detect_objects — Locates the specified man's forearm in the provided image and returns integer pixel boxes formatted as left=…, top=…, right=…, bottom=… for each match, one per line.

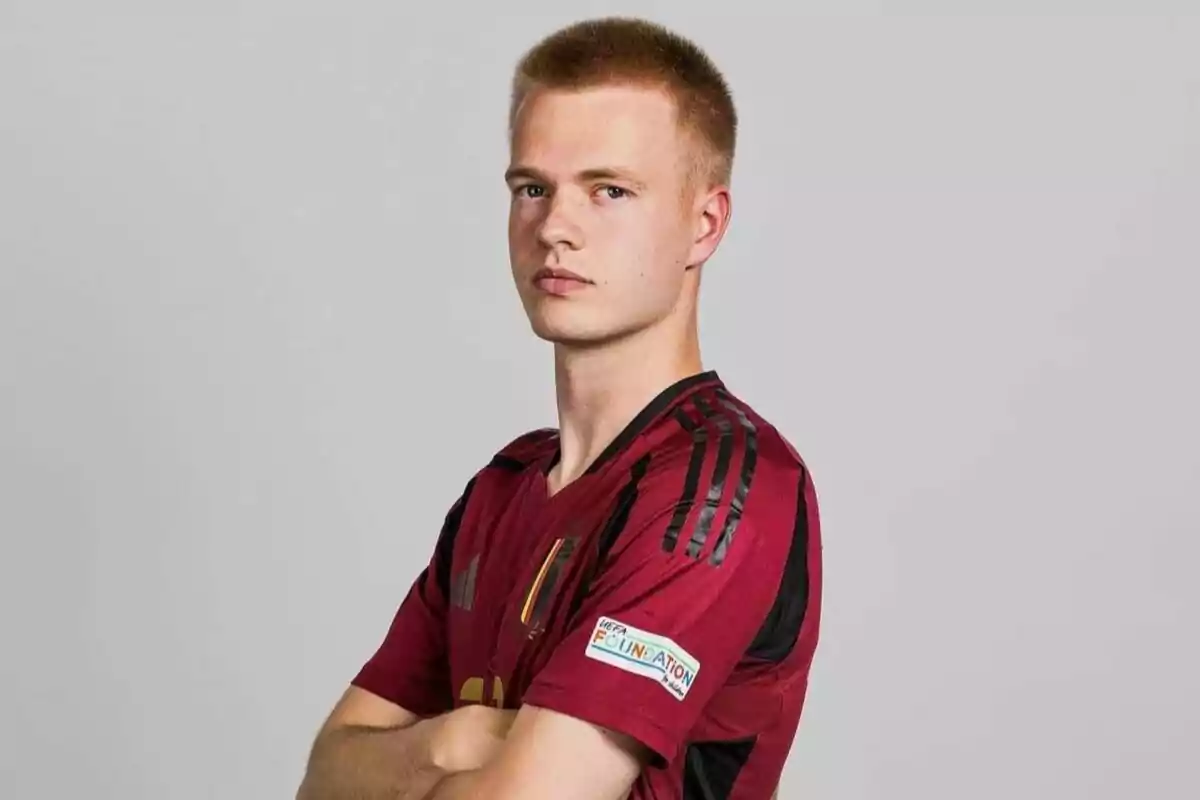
left=425, top=770, right=477, bottom=799
left=426, top=771, right=633, bottom=800
left=296, top=718, right=444, bottom=800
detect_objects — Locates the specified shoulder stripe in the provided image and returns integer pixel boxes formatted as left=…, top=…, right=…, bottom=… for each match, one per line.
left=709, top=395, right=759, bottom=567
left=491, top=428, right=558, bottom=472
left=586, top=371, right=720, bottom=475
left=686, top=395, right=735, bottom=558
left=673, top=407, right=698, bottom=433
left=488, top=453, right=528, bottom=472
left=662, top=408, right=709, bottom=553
left=662, top=393, right=760, bottom=565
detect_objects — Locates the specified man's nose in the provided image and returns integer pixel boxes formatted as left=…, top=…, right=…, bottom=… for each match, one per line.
left=535, top=193, right=584, bottom=251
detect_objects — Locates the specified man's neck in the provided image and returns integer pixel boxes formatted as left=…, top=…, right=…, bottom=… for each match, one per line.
left=548, top=324, right=702, bottom=494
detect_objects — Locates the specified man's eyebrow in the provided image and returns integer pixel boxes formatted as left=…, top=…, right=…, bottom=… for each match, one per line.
left=578, top=167, right=647, bottom=189
left=504, top=165, right=647, bottom=189
left=504, top=165, right=544, bottom=184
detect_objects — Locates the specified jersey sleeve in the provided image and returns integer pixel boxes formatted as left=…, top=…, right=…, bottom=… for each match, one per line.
left=350, top=477, right=475, bottom=716
left=521, top=458, right=808, bottom=767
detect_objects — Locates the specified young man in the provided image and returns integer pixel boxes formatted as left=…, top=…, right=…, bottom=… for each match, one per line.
left=297, top=16, right=821, bottom=800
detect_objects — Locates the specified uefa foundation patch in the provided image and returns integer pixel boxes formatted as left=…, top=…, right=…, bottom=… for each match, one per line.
left=585, top=616, right=700, bottom=700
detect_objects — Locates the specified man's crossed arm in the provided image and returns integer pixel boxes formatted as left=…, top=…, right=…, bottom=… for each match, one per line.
left=298, top=456, right=806, bottom=800
left=427, top=702, right=647, bottom=800
left=296, top=686, right=646, bottom=800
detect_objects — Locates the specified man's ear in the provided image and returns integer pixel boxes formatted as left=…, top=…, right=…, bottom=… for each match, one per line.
left=688, top=183, right=732, bottom=268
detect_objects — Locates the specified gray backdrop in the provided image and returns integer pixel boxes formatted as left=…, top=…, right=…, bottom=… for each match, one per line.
left=2, top=3, right=1197, bottom=798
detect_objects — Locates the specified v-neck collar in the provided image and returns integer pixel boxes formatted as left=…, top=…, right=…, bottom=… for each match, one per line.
left=539, top=370, right=723, bottom=495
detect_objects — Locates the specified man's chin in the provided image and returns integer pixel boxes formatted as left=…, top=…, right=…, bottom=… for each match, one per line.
left=527, top=318, right=624, bottom=349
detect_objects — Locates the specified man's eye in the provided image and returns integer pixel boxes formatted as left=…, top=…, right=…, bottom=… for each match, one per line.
left=517, top=185, right=545, bottom=198
left=601, top=185, right=628, bottom=199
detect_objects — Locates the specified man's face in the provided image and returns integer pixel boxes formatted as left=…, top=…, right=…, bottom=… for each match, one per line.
left=506, top=84, right=713, bottom=347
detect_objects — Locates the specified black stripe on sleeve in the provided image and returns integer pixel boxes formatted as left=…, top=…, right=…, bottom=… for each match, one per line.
left=709, top=397, right=759, bottom=567
left=686, top=395, right=735, bottom=559
left=662, top=408, right=708, bottom=554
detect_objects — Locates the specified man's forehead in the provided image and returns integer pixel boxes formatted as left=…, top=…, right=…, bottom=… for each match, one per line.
left=514, top=86, right=681, bottom=143
left=510, top=87, right=690, bottom=181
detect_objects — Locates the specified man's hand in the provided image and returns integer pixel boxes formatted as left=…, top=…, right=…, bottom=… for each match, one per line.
left=428, top=705, right=519, bottom=775
left=296, top=687, right=518, bottom=800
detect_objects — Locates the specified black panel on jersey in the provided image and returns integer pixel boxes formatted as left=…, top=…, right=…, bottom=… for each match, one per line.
left=435, top=445, right=535, bottom=601
left=431, top=476, right=477, bottom=603
left=596, top=452, right=652, bottom=564
left=565, top=452, right=652, bottom=625
left=488, top=453, right=529, bottom=472
left=745, top=465, right=811, bottom=663
left=682, top=736, right=757, bottom=800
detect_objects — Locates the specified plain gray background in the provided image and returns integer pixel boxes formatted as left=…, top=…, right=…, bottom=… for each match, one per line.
left=2, top=3, right=1197, bottom=798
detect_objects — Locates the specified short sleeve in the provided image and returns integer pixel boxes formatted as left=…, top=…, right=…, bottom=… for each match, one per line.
left=350, top=478, right=475, bottom=716
left=521, top=464, right=799, bottom=766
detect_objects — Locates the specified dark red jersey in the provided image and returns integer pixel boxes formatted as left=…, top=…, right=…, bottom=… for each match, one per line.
left=353, top=371, right=822, bottom=799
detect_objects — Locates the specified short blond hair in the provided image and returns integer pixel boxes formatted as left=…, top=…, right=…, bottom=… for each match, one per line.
left=509, top=17, right=737, bottom=186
